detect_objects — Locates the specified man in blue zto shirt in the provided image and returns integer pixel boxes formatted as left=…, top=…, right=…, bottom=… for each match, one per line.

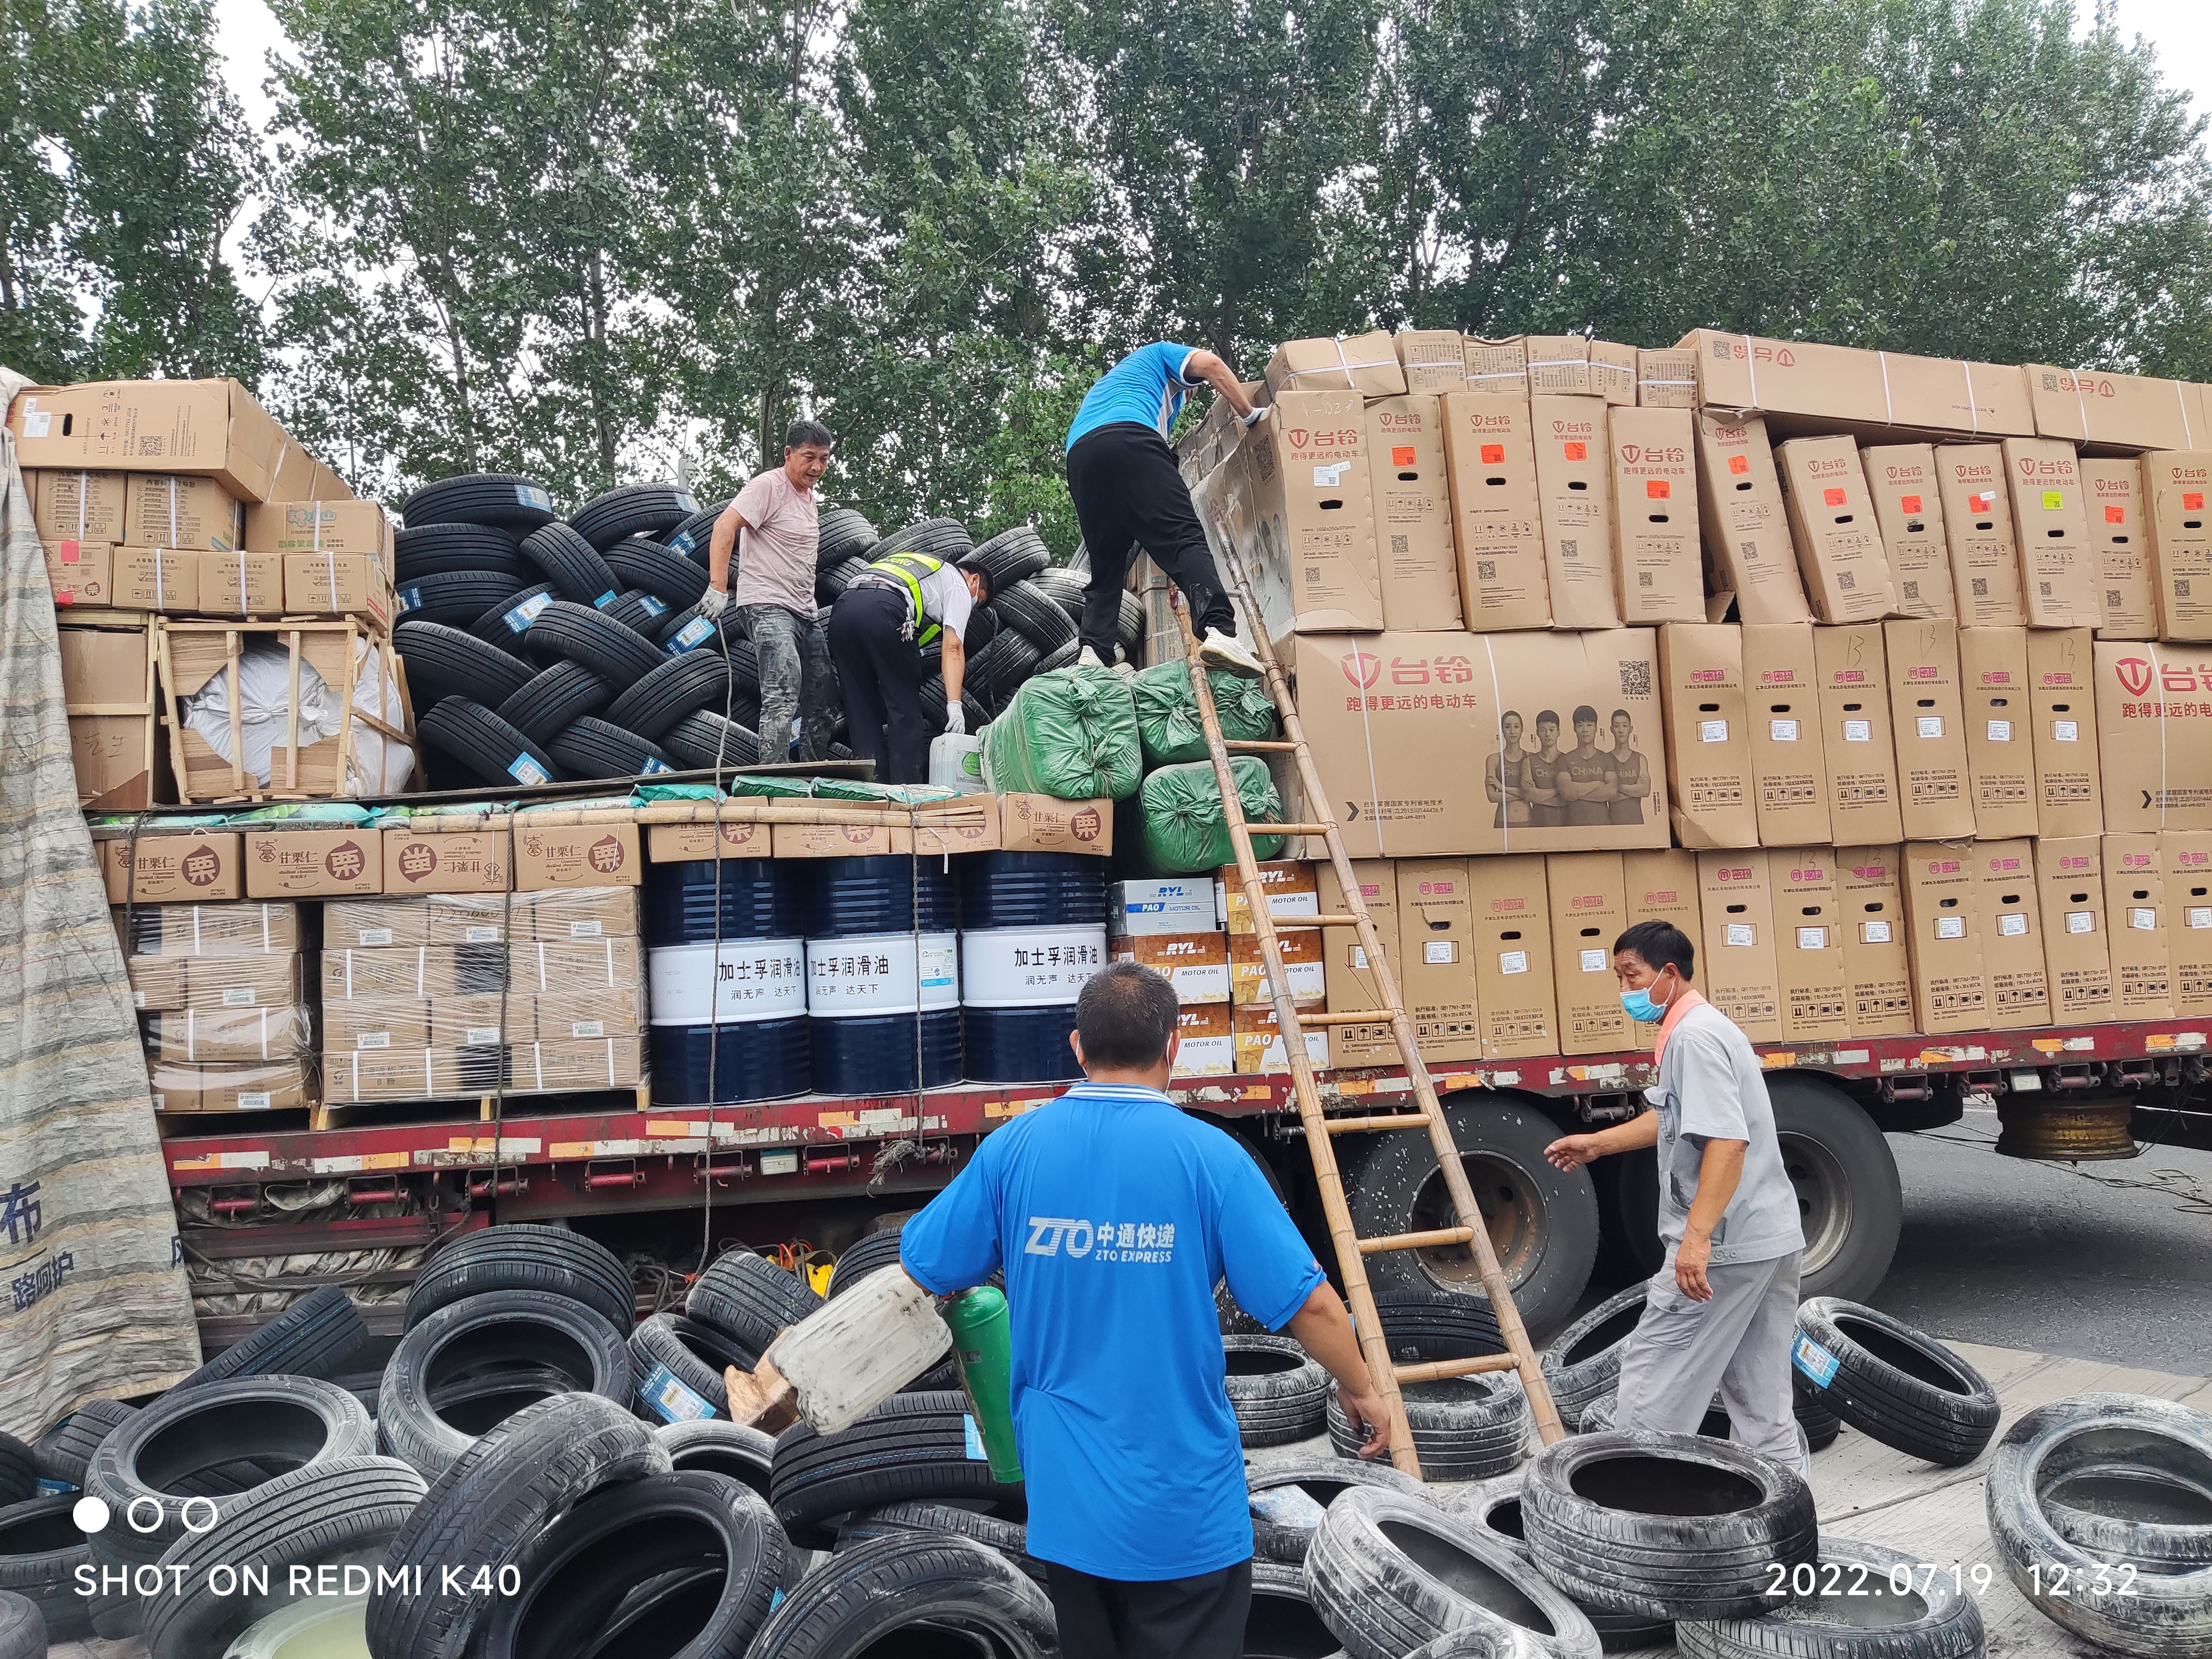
left=1065, top=342, right=1268, bottom=677
left=902, top=961, right=1388, bottom=1657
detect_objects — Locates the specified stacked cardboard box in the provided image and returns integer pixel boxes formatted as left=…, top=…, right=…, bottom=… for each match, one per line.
left=120, top=898, right=314, bottom=1114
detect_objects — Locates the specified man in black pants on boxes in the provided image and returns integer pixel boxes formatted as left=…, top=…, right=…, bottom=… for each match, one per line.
left=1065, top=343, right=1266, bottom=677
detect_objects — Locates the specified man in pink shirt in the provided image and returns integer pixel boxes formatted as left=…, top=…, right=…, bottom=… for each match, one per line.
left=703, top=421, right=836, bottom=761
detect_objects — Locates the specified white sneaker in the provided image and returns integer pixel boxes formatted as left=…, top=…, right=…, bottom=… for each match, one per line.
left=1197, top=628, right=1264, bottom=678
left=1077, top=646, right=1105, bottom=670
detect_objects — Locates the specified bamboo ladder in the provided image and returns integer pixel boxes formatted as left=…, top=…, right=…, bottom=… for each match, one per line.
left=1172, top=593, right=1567, bottom=1478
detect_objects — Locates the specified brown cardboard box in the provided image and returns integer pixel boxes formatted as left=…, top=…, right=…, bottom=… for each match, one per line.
left=1230, top=1000, right=1329, bottom=1074
left=998, top=794, right=1111, bottom=855
left=1677, top=330, right=2034, bottom=436
left=2034, top=837, right=2115, bottom=1023
left=2026, top=366, right=2209, bottom=451
left=1463, top=336, right=1528, bottom=397
left=1773, top=852, right=1850, bottom=1042
left=1299, top=629, right=1669, bottom=857
left=2080, top=458, right=2155, bottom=638
left=1217, top=861, right=1321, bottom=933
left=1657, top=623, right=1758, bottom=848
left=1696, top=852, right=1782, bottom=1040
left=1694, top=411, right=1811, bottom=624
left=1172, top=1004, right=1235, bottom=1077
left=1860, top=445, right=1957, bottom=619
left=2095, top=640, right=2212, bottom=832
left=1264, top=332, right=1406, bottom=400
left=112, top=545, right=196, bottom=612
left=1547, top=852, right=1631, bottom=1055
left=1740, top=623, right=1832, bottom=846
left=384, top=828, right=517, bottom=892
left=149, top=1004, right=312, bottom=1066
left=514, top=821, right=641, bottom=887
left=512, top=1037, right=644, bottom=1093
left=121, top=900, right=299, bottom=957
left=168, top=953, right=302, bottom=1011
left=1608, top=406, right=1702, bottom=624
left=2028, top=630, right=2104, bottom=837
left=8, top=378, right=289, bottom=499
left=60, top=622, right=156, bottom=806
left=324, top=901, right=430, bottom=947
left=323, top=997, right=433, bottom=1052
left=1636, top=348, right=1699, bottom=409
left=1392, top=330, right=1468, bottom=395
left=58, top=625, right=146, bottom=708
left=123, top=474, right=243, bottom=551
left=30, top=468, right=129, bottom=542
left=1956, top=627, right=2038, bottom=840
left=2003, top=438, right=2100, bottom=629
left=321, top=1046, right=492, bottom=1104
left=1109, top=876, right=1215, bottom=937
left=1365, top=395, right=1463, bottom=630
left=512, top=937, right=643, bottom=995
left=1813, top=623, right=1906, bottom=845
left=522, top=886, right=637, bottom=942
left=1464, top=854, right=1557, bottom=1057
left=1775, top=437, right=1896, bottom=623
left=1835, top=847, right=1915, bottom=1036
left=283, top=552, right=392, bottom=625
left=1884, top=619, right=1976, bottom=840
left=1530, top=395, right=1621, bottom=629
left=1523, top=336, right=1590, bottom=396
left=44, top=538, right=117, bottom=608
left=1974, top=839, right=2051, bottom=1028
left=124, top=955, right=195, bottom=1013
left=152, top=1058, right=311, bottom=1113
left=1319, top=861, right=1399, bottom=1066
left=1113, top=932, right=1230, bottom=1005
left=322, top=946, right=507, bottom=1001
left=644, top=816, right=774, bottom=863
left=2160, top=831, right=2212, bottom=1017
left=102, top=833, right=242, bottom=902
left=244, top=828, right=382, bottom=898
left=1438, top=393, right=1549, bottom=630
left=431, top=995, right=525, bottom=1048
left=69, top=708, right=155, bottom=808
left=194, top=548, right=283, bottom=615
left=1397, top=858, right=1481, bottom=1062
left=2104, top=833, right=2174, bottom=1017
left=244, top=498, right=393, bottom=560
left=2144, top=450, right=2212, bottom=640
left=1900, top=844, right=1989, bottom=1033
left=1588, top=341, right=1638, bottom=406
left=1936, top=445, right=2029, bottom=627
left=1623, top=846, right=1702, bottom=1047
left=1229, top=929, right=1323, bottom=1005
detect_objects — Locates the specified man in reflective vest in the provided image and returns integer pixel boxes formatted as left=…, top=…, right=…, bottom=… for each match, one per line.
left=827, top=546, right=993, bottom=784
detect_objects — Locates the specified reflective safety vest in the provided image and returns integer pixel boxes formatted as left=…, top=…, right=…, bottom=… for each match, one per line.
left=863, top=548, right=951, bottom=645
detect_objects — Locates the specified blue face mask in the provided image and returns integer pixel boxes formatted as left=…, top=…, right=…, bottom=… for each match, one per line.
left=1620, top=984, right=1665, bottom=1023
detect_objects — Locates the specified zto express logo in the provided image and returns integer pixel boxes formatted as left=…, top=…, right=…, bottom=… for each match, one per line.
left=2115, top=657, right=2156, bottom=698
left=1339, top=649, right=1383, bottom=690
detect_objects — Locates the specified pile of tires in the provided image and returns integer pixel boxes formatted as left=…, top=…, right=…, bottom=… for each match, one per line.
left=1453, top=1470, right=1674, bottom=1651
left=1326, top=1374, right=1533, bottom=1481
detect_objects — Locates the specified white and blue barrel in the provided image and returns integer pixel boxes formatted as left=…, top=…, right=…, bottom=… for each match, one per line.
left=805, top=855, right=962, bottom=1094
left=645, top=856, right=807, bottom=1103
left=957, top=851, right=1108, bottom=1083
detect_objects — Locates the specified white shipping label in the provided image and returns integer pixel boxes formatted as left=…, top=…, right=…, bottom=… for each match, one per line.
left=2190, top=907, right=2212, bottom=929
left=1843, top=719, right=1871, bottom=743
left=464, top=926, right=502, bottom=943
left=1934, top=916, right=1966, bottom=939
left=1987, top=719, right=2012, bottom=742
left=570, top=920, right=604, bottom=937
left=1423, top=941, right=1456, bottom=964
left=1579, top=948, right=1609, bottom=972
left=359, top=927, right=394, bottom=947
left=1725, top=923, right=1756, bottom=947
left=1797, top=926, right=1828, bottom=950
left=806, top=932, right=959, bottom=1018
left=1770, top=719, right=1799, bottom=742
left=1916, top=716, right=1944, bottom=739
left=1699, top=719, right=1730, bottom=744
left=221, top=987, right=255, bottom=1007
left=356, top=1032, right=392, bottom=1050
left=1313, top=463, right=1348, bottom=487
left=571, top=1020, right=606, bottom=1037
left=962, top=925, right=1108, bottom=1009
left=1862, top=920, right=1893, bottom=943
left=2066, top=911, right=2096, bottom=935
left=2053, top=720, right=2079, bottom=742
left=237, top=1092, right=272, bottom=1110
left=650, top=938, right=808, bottom=1025
left=1349, top=946, right=1369, bottom=969
left=464, top=1027, right=503, bottom=1046
left=21, top=412, right=50, bottom=438
left=1997, top=912, right=2029, bottom=937
left=1498, top=950, right=1530, bottom=975
left=2131, top=908, right=2158, bottom=931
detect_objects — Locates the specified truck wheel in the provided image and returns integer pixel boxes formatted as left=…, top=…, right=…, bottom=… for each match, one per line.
left=1340, top=1094, right=1598, bottom=1340
left=1767, top=1076, right=1902, bottom=1303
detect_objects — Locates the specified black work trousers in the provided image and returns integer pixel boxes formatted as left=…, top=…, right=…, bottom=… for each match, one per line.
left=827, top=584, right=930, bottom=784
left=1046, top=1558, right=1250, bottom=1659
left=1066, top=422, right=1235, bottom=660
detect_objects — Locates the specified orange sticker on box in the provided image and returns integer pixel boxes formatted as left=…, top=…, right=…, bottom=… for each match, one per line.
left=1480, top=444, right=1504, bottom=465
left=2106, top=505, right=2127, bottom=524
left=1969, top=492, right=1994, bottom=513
left=1563, top=442, right=1586, bottom=461
left=1822, top=487, right=1846, bottom=507
left=1901, top=494, right=1923, bottom=513
left=58, top=540, right=81, bottom=564
left=1391, top=446, right=1416, bottom=468
left=1728, top=455, right=1750, bottom=476
left=1646, top=480, right=1670, bottom=499
left=2188, top=492, right=2206, bottom=512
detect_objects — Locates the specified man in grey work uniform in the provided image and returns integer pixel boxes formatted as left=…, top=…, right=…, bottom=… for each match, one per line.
left=1544, top=919, right=1807, bottom=1466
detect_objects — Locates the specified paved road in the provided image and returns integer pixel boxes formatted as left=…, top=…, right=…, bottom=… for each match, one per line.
left=1870, top=1107, right=2212, bottom=1375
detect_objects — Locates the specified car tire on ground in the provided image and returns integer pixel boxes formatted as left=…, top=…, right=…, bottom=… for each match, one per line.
left=418, top=697, right=561, bottom=789
left=656, top=1420, right=775, bottom=1498
left=1452, top=1470, right=1675, bottom=1652
left=687, top=1250, right=822, bottom=1354
left=519, top=523, right=622, bottom=607
left=0, top=1591, right=43, bottom=1659
left=0, top=1493, right=95, bottom=1641
left=746, top=1531, right=1056, bottom=1659
left=769, top=1392, right=1021, bottom=1550
left=1791, top=1298, right=1999, bottom=1466
left=1674, top=1535, right=1985, bottom=1659
left=1326, top=1375, right=1532, bottom=1481
left=1540, top=1285, right=1648, bottom=1431
left=1246, top=1455, right=1428, bottom=1564
left=30, top=1400, right=136, bottom=1492
left=836, top=1499, right=1043, bottom=1582
left=1224, top=1335, right=1332, bottom=1448
left=1341, top=1094, right=1599, bottom=1341
left=405, top=1223, right=634, bottom=1332
left=629, top=1311, right=760, bottom=1423
left=174, top=1285, right=369, bottom=1392
left=1369, top=1290, right=1505, bottom=1364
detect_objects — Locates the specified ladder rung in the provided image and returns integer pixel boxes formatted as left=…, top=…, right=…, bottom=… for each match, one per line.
left=1325, top=1114, right=1434, bottom=1135
left=1290, top=913, right=1361, bottom=928
left=1394, top=1353, right=1521, bottom=1384
left=1244, top=823, right=1331, bottom=837
left=1297, top=1009, right=1397, bottom=1026
left=1358, top=1225, right=1475, bottom=1255
left=1225, top=739, right=1297, bottom=752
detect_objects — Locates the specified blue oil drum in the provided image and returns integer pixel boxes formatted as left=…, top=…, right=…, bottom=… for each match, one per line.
left=805, top=855, right=962, bottom=1095
left=645, top=855, right=808, bottom=1103
left=957, top=851, right=1108, bottom=1083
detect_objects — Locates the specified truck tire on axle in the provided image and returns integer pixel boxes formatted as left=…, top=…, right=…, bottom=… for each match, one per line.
left=1766, top=1075, right=1902, bottom=1303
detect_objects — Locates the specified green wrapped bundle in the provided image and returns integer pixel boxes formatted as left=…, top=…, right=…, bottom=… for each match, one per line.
left=1129, top=660, right=1277, bottom=768
left=982, top=666, right=1143, bottom=801
left=1136, top=757, right=1283, bottom=873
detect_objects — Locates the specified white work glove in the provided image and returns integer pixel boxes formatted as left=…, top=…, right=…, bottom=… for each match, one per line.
left=943, top=701, right=967, bottom=737
left=698, top=586, right=728, bottom=620
left=1239, top=405, right=1271, bottom=429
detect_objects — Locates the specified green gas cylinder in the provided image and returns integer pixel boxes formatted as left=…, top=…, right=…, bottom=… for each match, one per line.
left=943, top=1286, right=1022, bottom=1483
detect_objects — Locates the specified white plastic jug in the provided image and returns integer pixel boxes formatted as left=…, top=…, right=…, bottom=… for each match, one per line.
left=928, top=733, right=987, bottom=794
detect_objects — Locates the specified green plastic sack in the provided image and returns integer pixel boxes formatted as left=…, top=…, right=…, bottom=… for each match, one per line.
left=1135, top=757, right=1282, bottom=873
left=982, top=666, right=1143, bottom=801
left=1130, top=660, right=1277, bottom=768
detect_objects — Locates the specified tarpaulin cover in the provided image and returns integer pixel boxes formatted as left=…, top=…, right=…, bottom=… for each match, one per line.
left=1129, top=660, right=1277, bottom=768
left=1134, top=757, right=1283, bottom=873
left=982, top=665, right=1142, bottom=800
left=0, top=366, right=201, bottom=1432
